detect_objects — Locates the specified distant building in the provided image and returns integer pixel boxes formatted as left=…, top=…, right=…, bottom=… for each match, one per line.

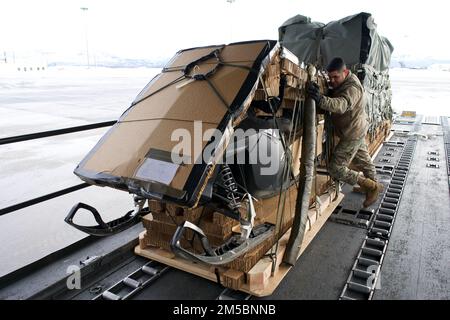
left=0, top=51, right=48, bottom=72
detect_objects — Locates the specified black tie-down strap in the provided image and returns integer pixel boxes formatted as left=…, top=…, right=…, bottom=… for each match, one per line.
left=183, top=48, right=223, bottom=80
left=181, top=47, right=258, bottom=112
left=181, top=47, right=231, bottom=110
left=64, top=202, right=147, bottom=236
left=135, top=47, right=258, bottom=113
left=170, top=220, right=274, bottom=265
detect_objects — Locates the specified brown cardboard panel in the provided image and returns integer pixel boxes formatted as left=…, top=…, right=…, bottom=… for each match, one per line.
left=166, top=46, right=223, bottom=67
left=223, top=269, right=245, bottom=290
left=168, top=163, right=193, bottom=190
left=284, top=87, right=303, bottom=101
left=260, top=184, right=297, bottom=226
left=124, top=62, right=254, bottom=124
left=219, top=42, right=271, bottom=63
left=281, top=58, right=302, bottom=77
left=168, top=42, right=267, bottom=68
left=253, top=89, right=266, bottom=101
left=82, top=119, right=217, bottom=190
left=260, top=57, right=281, bottom=97
left=148, top=200, right=165, bottom=214
left=132, top=71, right=181, bottom=105
left=128, top=42, right=272, bottom=127
left=149, top=205, right=205, bottom=225
left=285, top=74, right=300, bottom=88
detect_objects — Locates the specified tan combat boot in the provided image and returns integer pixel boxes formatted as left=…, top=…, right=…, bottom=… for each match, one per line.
left=352, top=185, right=367, bottom=194
left=356, top=175, right=383, bottom=207
left=352, top=176, right=376, bottom=194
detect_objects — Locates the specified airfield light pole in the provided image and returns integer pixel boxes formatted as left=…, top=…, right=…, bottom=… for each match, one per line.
left=80, top=7, right=90, bottom=68
left=227, top=0, right=235, bottom=43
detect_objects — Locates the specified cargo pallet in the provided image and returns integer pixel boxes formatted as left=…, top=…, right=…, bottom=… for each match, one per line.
left=135, top=191, right=344, bottom=296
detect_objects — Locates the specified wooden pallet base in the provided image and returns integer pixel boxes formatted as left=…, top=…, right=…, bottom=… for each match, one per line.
left=135, top=192, right=344, bottom=297
left=367, top=120, right=392, bottom=156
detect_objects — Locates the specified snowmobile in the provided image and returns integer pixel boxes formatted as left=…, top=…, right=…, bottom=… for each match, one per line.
left=65, top=40, right=326, bottom=266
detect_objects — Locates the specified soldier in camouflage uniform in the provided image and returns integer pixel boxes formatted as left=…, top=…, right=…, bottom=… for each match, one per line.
left=308, top=57, right=382, bottom=208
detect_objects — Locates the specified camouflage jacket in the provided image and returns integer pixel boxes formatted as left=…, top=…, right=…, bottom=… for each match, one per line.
left=318, top=71, right=368, bottom=140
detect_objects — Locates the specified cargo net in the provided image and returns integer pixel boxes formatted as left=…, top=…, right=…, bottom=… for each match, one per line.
left=352, top=63, right=393, bottom=142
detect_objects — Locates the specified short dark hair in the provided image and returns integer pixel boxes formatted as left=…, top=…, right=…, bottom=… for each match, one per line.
left=326, top=57, right=346, bottom=72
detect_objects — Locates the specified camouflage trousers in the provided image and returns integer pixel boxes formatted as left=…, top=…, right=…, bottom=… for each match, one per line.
left=328, top=137, right=376, bottom=185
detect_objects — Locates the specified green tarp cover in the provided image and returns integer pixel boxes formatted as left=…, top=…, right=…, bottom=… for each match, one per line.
left=279, top=12, right=394, bottom=71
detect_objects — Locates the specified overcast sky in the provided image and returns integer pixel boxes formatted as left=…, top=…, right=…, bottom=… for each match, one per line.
left=1, top=0, right=449, bottom=61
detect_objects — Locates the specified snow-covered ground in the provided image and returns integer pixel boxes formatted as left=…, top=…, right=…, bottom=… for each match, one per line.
left=0, top=66, right=160, bottom=136
left=390, top=67, right=450, bottom=117
left=0, top=67, right=159, bottom=277
left=0, top=66, right=449, bottom=277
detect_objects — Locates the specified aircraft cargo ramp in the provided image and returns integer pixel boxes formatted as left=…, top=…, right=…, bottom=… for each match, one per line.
left=0, top=114, right=448, bottom=300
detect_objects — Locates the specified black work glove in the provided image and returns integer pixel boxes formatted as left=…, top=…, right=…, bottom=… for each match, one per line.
left=307, top=82, right=322, bottom=105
